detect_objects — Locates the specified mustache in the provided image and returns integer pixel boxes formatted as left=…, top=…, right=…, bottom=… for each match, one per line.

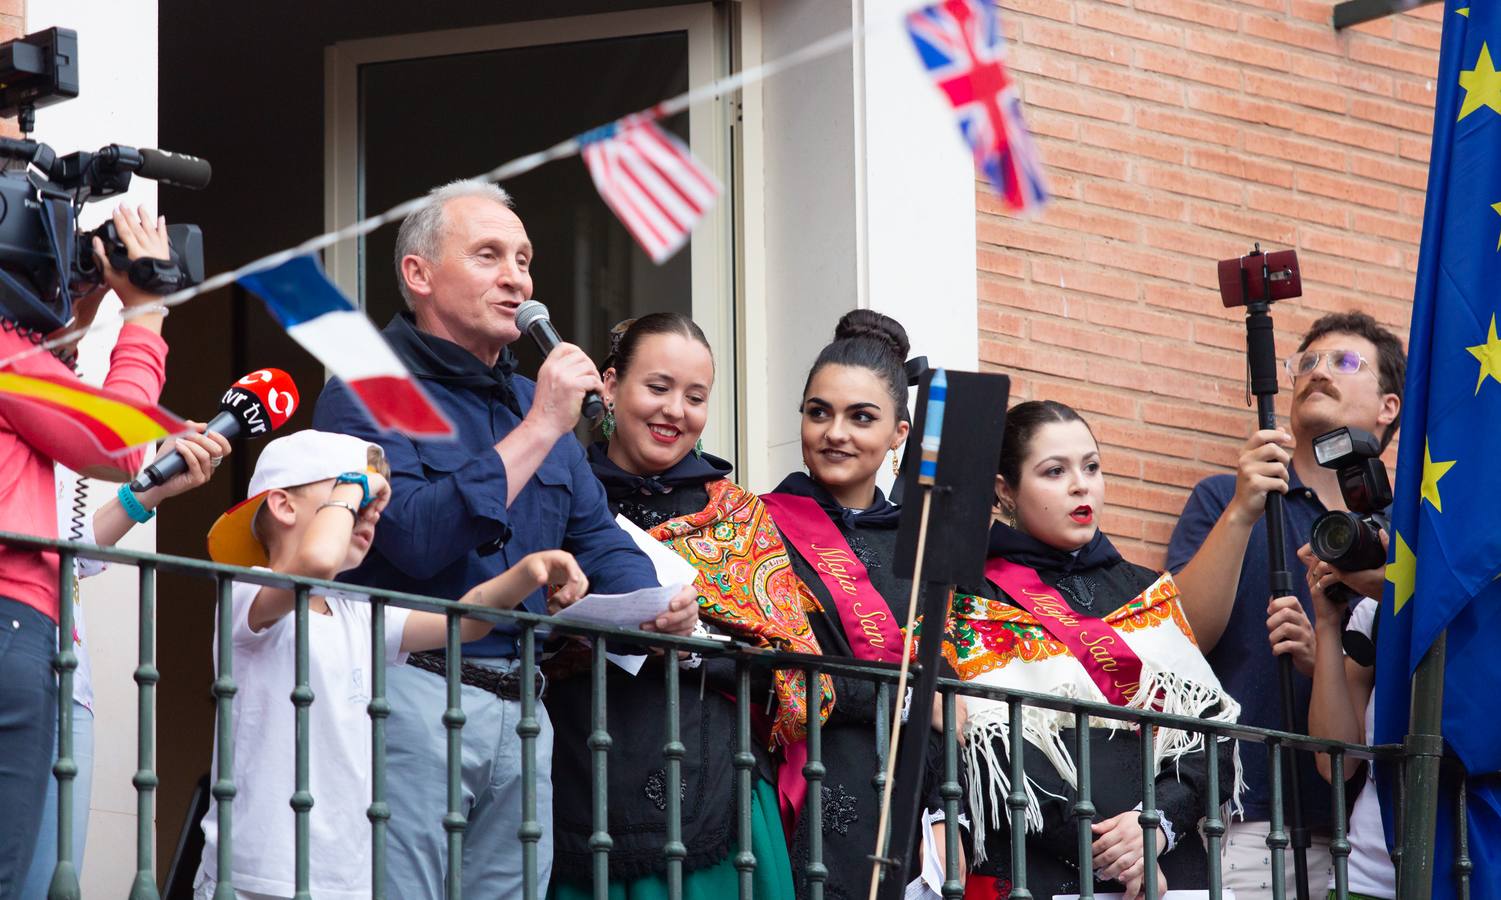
left=1297, top=381, right=1340, bottom=402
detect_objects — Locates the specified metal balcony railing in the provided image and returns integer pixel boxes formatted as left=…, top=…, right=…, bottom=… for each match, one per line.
left=2, top=530, right=1458, bottom=900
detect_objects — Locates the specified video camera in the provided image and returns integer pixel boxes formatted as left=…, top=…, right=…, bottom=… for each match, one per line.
left=0, top=27, right=211, bottom=335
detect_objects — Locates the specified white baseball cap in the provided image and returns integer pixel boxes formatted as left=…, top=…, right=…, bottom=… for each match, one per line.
left=207, top=429, right=382, bottom=568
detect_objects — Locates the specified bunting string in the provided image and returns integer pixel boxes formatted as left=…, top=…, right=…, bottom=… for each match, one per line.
left=0, top=24, right=873, bottom=372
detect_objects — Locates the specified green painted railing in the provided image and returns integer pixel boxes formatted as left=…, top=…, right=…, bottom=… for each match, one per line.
left=1, top=530, right=1459, bottom=900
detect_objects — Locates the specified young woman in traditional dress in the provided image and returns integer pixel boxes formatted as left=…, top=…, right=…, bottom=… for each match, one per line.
left=762, top=309, right=960, bottom=899
left=548, top=313, right=830, bottom=900
left=946, top=400, right=1240, bottom=900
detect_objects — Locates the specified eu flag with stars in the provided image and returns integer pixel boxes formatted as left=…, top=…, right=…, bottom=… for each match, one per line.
left=1374, top=3, right=1501, bottom=895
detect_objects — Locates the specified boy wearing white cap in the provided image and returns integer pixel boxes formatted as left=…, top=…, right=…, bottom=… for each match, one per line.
left=194, top=429, right=586, bottom=900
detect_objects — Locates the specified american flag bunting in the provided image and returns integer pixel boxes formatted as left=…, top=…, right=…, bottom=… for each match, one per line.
left=580, top=118, right=722, bottom=264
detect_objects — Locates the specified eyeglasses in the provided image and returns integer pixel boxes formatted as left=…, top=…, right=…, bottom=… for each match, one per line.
left=1284, top=349, right=1371, bottom=380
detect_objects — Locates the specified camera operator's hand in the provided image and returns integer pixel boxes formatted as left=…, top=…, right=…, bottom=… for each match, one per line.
left=1227, top=429, right=1294, bottom=525
left=526, top=343, right=604, bottom=441
left=1267, top=594, right=1316, bottom=677
left=92, top=203, right=172, bottom=329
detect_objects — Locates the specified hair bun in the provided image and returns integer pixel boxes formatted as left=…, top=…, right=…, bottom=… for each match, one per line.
left=603, top=317, right=638, bottom=370
left=834, top=309, right=910, bottom=361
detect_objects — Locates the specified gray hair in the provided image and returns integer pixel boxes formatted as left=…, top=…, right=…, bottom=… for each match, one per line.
left=393, top=179, right=514, bottom=309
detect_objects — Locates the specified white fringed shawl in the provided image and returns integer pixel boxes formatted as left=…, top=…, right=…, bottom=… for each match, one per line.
left=947, top=572, right=1244, bottom=860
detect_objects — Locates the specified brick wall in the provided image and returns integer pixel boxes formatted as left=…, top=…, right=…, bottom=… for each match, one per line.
left=979, top=0, right=1440, bottom=568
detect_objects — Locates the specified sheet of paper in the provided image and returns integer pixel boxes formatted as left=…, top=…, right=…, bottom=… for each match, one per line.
left=605, top=651, right=647, bottom=676
left=615, top=513, right=700, bottom=587
left=903, top=808, right=955, bottom=900
left=595, top=516, right=697, bottom=676
left=551, top=582, right=688, bottom=630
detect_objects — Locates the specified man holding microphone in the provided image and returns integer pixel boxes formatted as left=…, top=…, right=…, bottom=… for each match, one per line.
left=313, top=179, right=698, bottom=899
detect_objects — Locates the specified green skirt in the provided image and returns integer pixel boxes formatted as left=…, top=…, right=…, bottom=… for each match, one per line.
left=548, top=778, right=793, bottom=900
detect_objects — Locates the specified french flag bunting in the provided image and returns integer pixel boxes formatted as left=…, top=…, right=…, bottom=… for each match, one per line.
left=580, top=117, right=721, bottom=264
left=238, top=256, right=454, bottom=438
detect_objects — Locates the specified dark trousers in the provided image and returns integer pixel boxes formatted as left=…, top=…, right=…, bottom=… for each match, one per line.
left=0, top=596, right=58, bottom=900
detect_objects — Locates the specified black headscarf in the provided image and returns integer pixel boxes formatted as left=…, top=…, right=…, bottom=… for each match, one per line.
left=586, top=441, right=732, bottom=500
left=771, top=471, right=903, bottom=529
left=985, top=520, right=1121, bottom=575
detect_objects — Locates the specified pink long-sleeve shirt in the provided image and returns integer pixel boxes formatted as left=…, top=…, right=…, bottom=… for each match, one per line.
left=0, top=323, right=168, bottom=623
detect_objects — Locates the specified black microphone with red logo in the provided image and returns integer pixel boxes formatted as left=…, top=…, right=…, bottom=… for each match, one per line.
left=129, top=368, right=299, bottom=492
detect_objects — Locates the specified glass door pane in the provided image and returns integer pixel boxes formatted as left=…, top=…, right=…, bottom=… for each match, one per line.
left=358, top=32, right=693, bottom=374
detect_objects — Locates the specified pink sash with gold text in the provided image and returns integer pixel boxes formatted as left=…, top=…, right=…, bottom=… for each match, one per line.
left=762, top=490, right=907, bottom=834
left=984, top=557, right=1149, bottom=708
left=760, top=492, right=905, bottom=664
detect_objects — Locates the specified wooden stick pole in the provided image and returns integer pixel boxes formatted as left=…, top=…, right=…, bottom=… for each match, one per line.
left=867, top=487, right=934, bottom=900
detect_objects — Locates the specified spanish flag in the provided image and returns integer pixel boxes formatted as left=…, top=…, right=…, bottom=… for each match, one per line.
left=0, top=370, right=189, bottom=481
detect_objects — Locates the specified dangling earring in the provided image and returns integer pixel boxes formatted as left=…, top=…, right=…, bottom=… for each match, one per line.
left=694, top=439, right=705, bottom=458
left=1007, top=506, right=1018, bottom=529
left=601, top=404, right=616, bottom=440
left=890, top=450, right=901, bottom=476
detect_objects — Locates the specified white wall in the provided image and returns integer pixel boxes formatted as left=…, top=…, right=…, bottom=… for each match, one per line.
left=26, top=0, right=159, bottom=892
left=750, top=0, right=861, bottom=488
left=860, top=0, right=978, bottom=495
left=741, top=0, right=977, bottom=492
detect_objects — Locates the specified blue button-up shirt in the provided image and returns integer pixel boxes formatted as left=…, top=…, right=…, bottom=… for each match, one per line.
left=1165, top=465, right=1333, bottom=828
left=311, top=315, right=656, bottom=657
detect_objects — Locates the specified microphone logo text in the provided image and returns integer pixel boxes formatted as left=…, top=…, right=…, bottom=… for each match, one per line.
left=221, top=387, right=269, bottom=436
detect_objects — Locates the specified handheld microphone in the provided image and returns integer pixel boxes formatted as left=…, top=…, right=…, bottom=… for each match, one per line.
left=129, top=368, right=299, bottom=492
left=514, top=300, right=605, bottom=422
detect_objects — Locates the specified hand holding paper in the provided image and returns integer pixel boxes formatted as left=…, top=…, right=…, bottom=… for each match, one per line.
left=549, top=583, right=690, bottom=631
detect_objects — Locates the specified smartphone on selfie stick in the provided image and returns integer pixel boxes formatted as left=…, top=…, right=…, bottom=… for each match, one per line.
left=1219, top=244, right=1311, bottom=900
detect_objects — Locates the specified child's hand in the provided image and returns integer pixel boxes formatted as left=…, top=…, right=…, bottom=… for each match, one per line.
left=517, top=550, right=587, bottom=613
left=364, top=470, right=392, bottom=513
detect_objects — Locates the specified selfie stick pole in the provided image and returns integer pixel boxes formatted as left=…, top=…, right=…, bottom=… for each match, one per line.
left=868, top=371, right=947, bottom=900
left=1241, top=246, right=1311, bottom=900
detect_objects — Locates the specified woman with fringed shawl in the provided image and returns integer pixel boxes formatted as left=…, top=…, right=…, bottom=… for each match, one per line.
left=547, top=314, right=831, bottom=900
left=947, top=401, right=1241, bottom=900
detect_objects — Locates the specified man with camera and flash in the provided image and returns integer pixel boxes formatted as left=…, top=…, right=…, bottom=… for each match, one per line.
left=1167, top=311, right=1405, bottom=900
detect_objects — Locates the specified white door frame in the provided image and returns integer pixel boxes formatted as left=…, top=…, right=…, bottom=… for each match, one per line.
left=323, top=5, right=738, bottom=458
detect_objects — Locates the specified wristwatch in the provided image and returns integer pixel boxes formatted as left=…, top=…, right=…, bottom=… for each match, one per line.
left=334, top=471, right=372, bottom=508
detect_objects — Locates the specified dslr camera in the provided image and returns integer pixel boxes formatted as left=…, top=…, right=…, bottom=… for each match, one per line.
left=1308, top=426, right=1391, bottom=667
left=1309, top=425, right=1392, bottom=590
left=0, top=27, right=211, bottom=335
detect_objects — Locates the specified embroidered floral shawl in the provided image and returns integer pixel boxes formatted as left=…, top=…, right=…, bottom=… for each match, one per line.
left=650, top=478, right=835, bottom=747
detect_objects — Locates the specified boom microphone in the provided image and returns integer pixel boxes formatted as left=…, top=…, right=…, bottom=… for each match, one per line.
left=514, top=300, right=605, bottom=422
left=135, top=147, right=213, bottom=190
left=129, top=368, right=299, bottom=492
left=94, top=143, right=214, bottom=190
